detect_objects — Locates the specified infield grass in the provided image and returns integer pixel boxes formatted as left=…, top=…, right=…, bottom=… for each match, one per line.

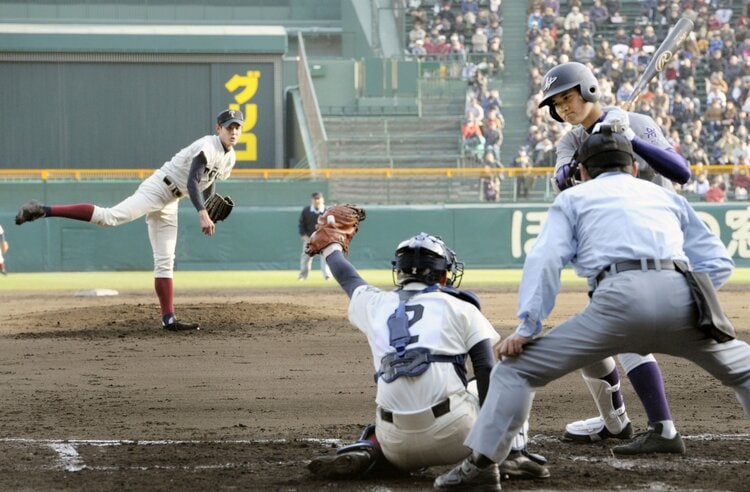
left=1, top=268, right=749, bottom=292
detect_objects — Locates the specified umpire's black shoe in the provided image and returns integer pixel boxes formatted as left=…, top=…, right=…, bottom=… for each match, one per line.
left=15, top=200, right=46, bottom=225
left=499, top=451, right=550, bottom=480
left=163, top=320, right=200, bottom=332
left=611, top=423, right=685, bottom=456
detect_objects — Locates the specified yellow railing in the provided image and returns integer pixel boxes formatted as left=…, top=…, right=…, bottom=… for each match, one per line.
left=0, top=165, right=736, bottom=181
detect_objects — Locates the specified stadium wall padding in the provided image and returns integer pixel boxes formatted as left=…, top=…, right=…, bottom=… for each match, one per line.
left=2, top=182, right=749, bottom=271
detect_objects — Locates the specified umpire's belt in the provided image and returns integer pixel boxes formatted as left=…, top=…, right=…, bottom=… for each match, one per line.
left=596, top=259, right=676, bottom=284
left=163, top=177, right=183, bottom=197
left=380, top=398, right=450, bottom=426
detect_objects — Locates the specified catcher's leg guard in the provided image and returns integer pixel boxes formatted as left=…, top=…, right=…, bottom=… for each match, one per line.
left=564, top=374, right=632, bottom=442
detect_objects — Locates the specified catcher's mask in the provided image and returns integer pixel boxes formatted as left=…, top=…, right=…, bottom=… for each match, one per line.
left=392, top=233, right=464, bottom=288
left=576, top=125, right=635, bottom=170
left=538, top=62, right=600, bottom=122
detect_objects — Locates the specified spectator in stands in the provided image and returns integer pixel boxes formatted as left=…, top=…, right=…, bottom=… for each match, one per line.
left=461, top=0, right=479, bottom=16
left=483, top=108, right=504, bottom=161
left=528, top=6, right=544, bottom=30
left=715, top=125, right=743, bottom=164
left=731, top=163, right=750, bottom=200
left=564, top=5, right=585, bottom=37
left=589, top=0, right=610, bottom=29
left=511, top=147, right=533, bottom=199
left=471, top=26, right=488, bottom=53
left=642, top=24, right=658, bottom=53
left=487, top=36, right=505, bottom=74
left=705, top=176, right=727, bottom=202
left=449, top=32, right=467, bottom=64
left=489, top=0, right=502, bottom=15
left=436, top=0, right=457, bottom=28
left=704, top=98, right=725, bottom=135
left=411, top=38, right=427, bottom=59
left=482, top=88, right=502, bottom=115
left=409, top=20, right=427, bottom=51
left=691, top=171, right=710, bottom=198
left=573, top=38, right=595, bottom=64
left=486, top=14, right=503, bottom=40
left=616, top=80, right=634, bottom=105
left=462, top=115, right=485, bottom=162
left=466, top=96, right=485, bottom=121
left=480, top=163, right=502, bottom=202
left=540, top=7, right=558, bottom=29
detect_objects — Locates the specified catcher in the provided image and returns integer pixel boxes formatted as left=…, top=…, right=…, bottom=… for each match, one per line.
left=305, top=205, right=548, bottom=486
left=15, top=109, right=241, bottom=331
left=0, top=223, right=8, bottom=276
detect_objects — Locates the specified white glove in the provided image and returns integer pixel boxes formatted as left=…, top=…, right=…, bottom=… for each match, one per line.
left=592, top=119, right=635, bottom=141
left=598, top=108, right=635, bottom=140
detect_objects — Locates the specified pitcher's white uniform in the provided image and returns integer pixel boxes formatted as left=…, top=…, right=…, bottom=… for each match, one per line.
left=349, top=282, right=500, bottom=470
left=90, top=135, right=235, bottom=277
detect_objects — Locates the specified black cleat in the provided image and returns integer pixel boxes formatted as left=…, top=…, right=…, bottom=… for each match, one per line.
left=611, top=424, right=686, bottom=456
left=15, top=200, right=46, bottom=225
left=499, top=451, right=550, bottom=480
left=163, top=320, right=200, bottom=331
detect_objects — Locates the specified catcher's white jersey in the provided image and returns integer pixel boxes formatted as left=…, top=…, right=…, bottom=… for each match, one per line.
left=348, top=282, right=500, bottom=413
left=159, top=135, right=236, bottom=195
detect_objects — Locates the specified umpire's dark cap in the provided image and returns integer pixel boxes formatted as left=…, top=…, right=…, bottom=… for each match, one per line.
left=217, top=109, right=244, bottom=128
left=577, top=128, right=634, bottom=169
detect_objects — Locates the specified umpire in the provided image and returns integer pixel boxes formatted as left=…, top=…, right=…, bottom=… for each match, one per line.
left=434, top=127, right=750, bottom=489
left=297, top=192, right=331, bottom=281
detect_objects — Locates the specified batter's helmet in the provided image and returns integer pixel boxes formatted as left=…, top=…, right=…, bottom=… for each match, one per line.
left=392, top=233, right=464, bottom=287
left=576, top=125, right=635, bottom=169
left=538, top=62, right=600, bottom=122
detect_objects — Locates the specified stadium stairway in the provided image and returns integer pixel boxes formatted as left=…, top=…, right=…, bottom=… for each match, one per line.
left=323, top=78, right=469, bottom=204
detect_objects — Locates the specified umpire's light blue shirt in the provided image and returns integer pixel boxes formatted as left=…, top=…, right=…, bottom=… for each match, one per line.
left=516, top=171, right=734, bottom=338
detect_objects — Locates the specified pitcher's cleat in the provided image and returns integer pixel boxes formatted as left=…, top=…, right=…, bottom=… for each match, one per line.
left=15, top=200, right=46, bottom=225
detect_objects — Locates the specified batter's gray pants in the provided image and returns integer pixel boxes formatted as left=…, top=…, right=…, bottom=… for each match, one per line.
left=466, top=269, right=750, bottom=463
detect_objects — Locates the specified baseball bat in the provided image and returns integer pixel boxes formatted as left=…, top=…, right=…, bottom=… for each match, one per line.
left=624, top=16, right=694, bottom=111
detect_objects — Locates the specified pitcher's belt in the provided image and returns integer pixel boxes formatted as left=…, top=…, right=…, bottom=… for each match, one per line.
left=163, top=177, right=183, bottom=197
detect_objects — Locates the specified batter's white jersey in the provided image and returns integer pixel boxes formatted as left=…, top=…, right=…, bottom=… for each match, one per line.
left=349, top=282, right=500, bottom=414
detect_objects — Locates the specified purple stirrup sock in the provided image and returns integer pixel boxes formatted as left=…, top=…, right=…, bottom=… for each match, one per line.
left=627, top=361, right=672, bottom=423
left=602, top=368, right=625, bottom=409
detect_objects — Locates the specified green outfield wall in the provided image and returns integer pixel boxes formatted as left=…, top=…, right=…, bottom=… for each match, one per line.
left=2, top=182, right=749, bottom=272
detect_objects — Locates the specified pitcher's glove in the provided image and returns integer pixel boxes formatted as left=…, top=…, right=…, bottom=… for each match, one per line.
left=305, top=204, right=366, bottom=256
left=204, top=193, right=234, bottom=222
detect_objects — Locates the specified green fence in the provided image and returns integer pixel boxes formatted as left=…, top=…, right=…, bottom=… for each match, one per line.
left=2, top=181, right=749, bottom=272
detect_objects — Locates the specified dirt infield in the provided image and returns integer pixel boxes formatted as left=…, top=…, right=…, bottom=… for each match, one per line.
left=0, top=286, right=748, bottom=491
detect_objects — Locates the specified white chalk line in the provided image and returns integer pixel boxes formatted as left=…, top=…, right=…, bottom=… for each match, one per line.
left=1, top=435, right=747, bottom=473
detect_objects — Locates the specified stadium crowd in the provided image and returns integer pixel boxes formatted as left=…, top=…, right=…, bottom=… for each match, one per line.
left=404, top=0, right=750, bottom=202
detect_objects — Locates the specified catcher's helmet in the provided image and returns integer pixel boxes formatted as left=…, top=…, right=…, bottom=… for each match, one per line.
left=538, top=62, right=600, bottom=122
left=576, top=125, right=635, bottom=169
left=392, top=233, right=464, bottom=287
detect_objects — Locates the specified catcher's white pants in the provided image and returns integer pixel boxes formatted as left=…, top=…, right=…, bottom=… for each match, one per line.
left=375, top=383, right=529, bottom=471
left=465, top=269, right=750, bottom=465
left=90, top=170, right=181, bottom=278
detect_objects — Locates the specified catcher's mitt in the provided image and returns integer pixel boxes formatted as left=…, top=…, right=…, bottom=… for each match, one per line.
left=305, top=204, right=366, bottom=256
left=204, top=193, right=234, bottom=222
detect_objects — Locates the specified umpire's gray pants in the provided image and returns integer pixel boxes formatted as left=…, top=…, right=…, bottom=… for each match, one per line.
left=466, top=269, right=750, bottom=464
